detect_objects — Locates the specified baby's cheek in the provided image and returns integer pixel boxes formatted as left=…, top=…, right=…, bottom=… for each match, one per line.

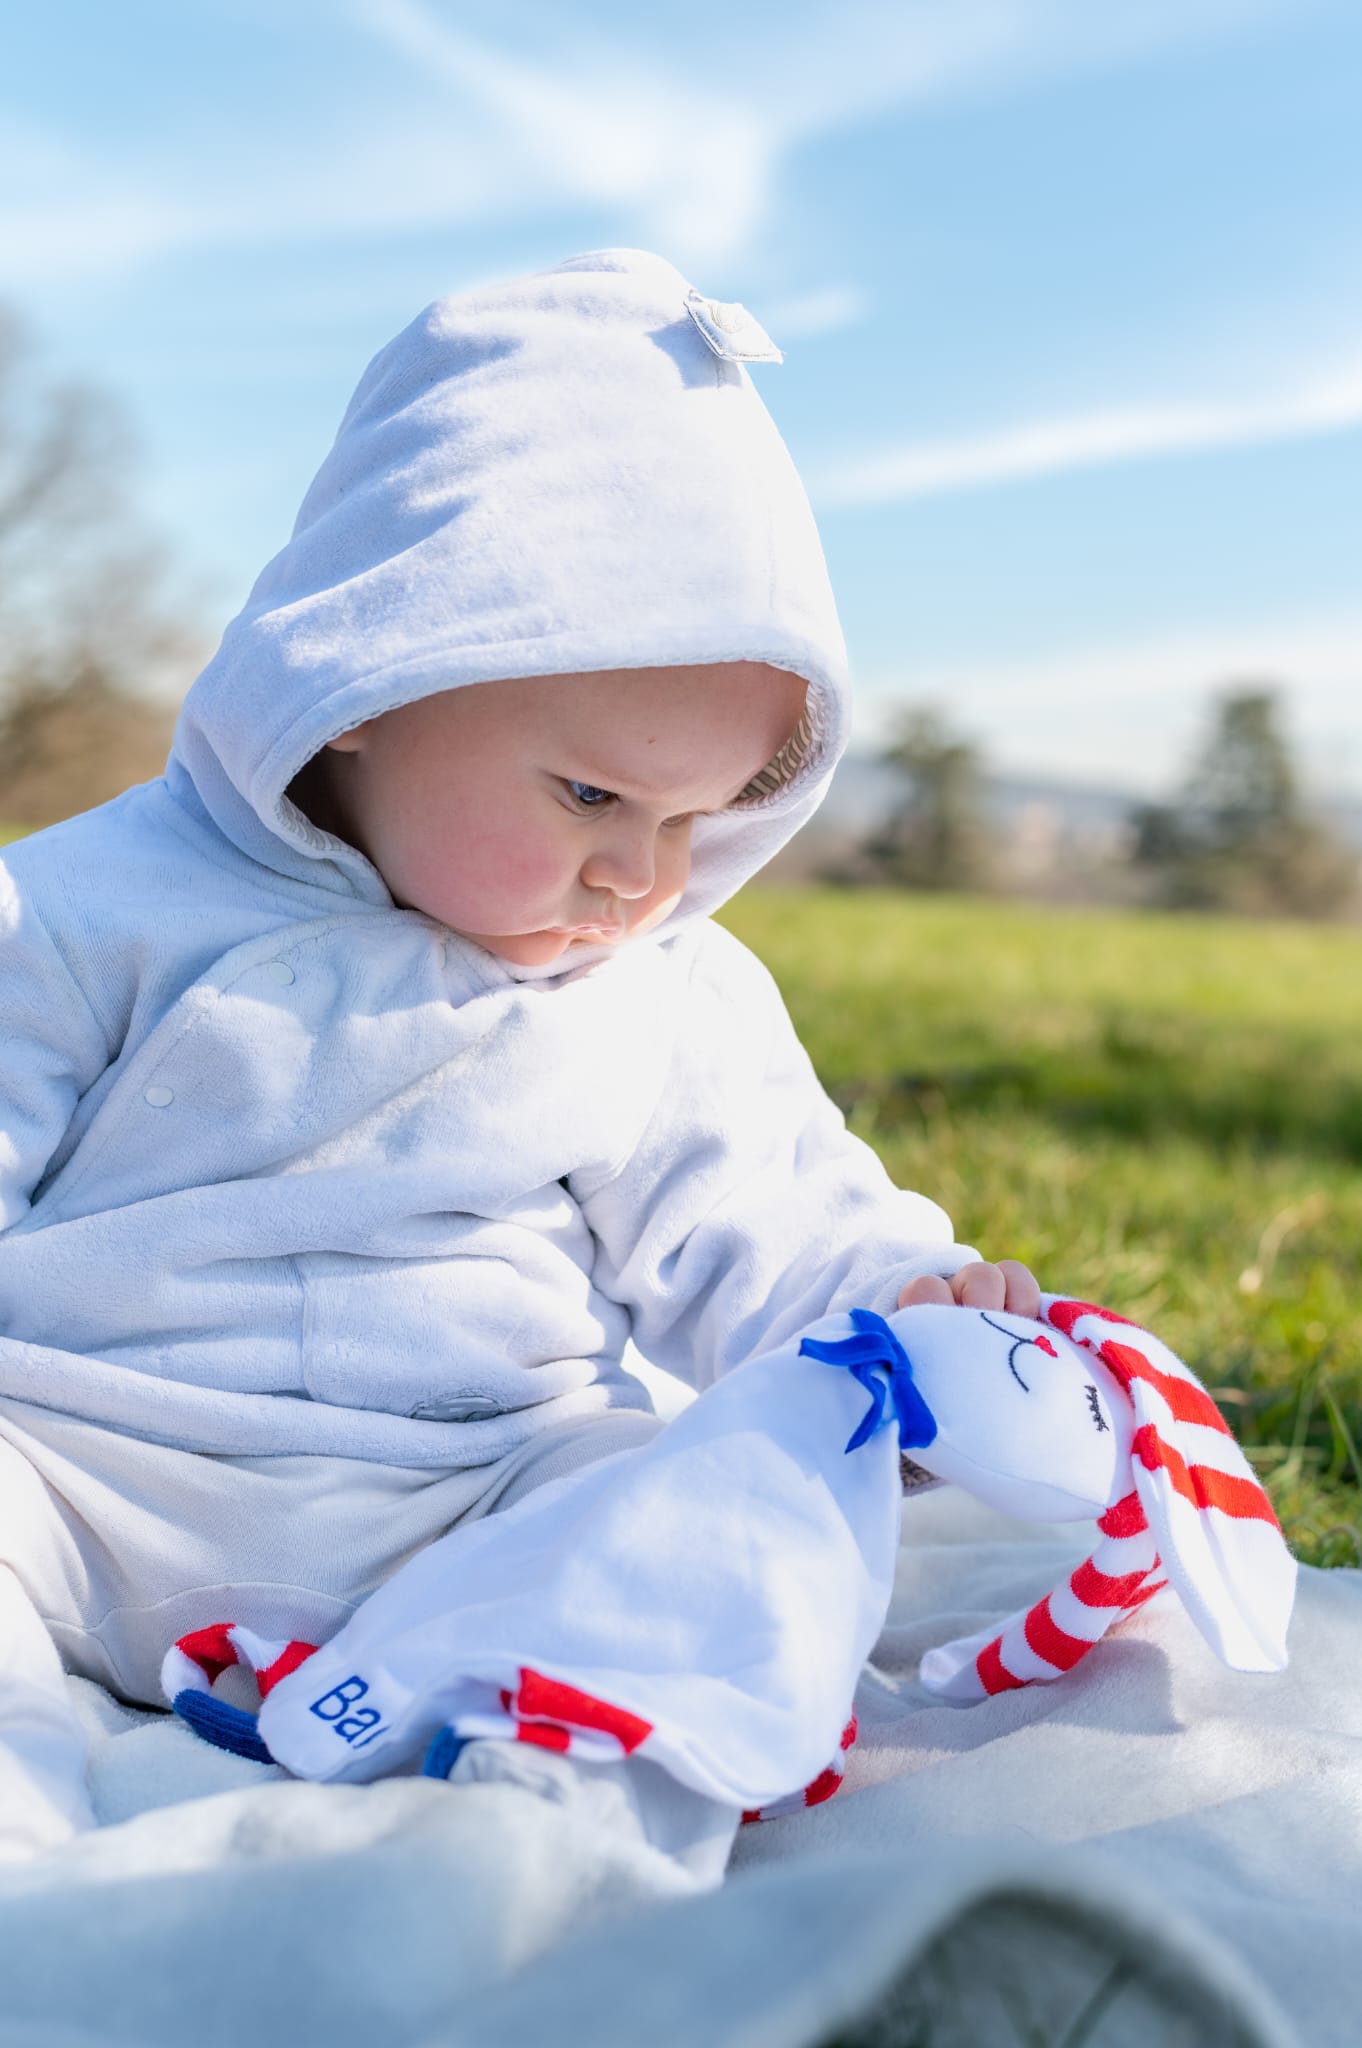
left=654, top=826, right=693, bottom=902
left=504, top=836, right=574, bottom=908
left=447, top=814, right=564, bottom=912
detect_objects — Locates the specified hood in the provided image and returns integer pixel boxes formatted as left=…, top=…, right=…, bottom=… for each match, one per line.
left=167, top=248, right=850, bottom=970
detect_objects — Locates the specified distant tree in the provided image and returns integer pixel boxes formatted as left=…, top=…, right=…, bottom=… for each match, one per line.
left=859, top=706, right=994, bottom=891
left=0, top=306, right=195, bottom=829
left=1132, top=685, right=1357, bottom=918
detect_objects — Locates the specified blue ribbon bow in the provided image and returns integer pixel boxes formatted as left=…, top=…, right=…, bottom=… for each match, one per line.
left=800, top=1308, right=939, bottom=1455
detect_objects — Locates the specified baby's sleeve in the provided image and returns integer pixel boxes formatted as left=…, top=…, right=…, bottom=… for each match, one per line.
left=0, top=859, right=110, bottom=1232
left=572, top=923, right=979, bottom=1390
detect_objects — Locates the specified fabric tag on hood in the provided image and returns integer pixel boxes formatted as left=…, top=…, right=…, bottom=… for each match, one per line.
left=684, top=290, right=784, bottom=364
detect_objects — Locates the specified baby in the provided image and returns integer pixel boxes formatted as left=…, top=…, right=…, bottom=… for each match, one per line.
left=0, top=249, right=1035, bottom=1876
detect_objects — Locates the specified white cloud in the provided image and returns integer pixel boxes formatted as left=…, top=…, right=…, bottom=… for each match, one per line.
left=685, top=0, right=1290, bottom=143
left=0, top=0, right=1297, bottom=287
left=854, top=612, right=1362, bottom=793
left=349, top=0, right=777, bottom=265
left=816, top=357, right=1362, bottom=506
left=348, top=0, right=1293, bottom=267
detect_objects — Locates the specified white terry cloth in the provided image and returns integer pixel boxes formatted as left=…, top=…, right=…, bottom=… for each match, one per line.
left=0, top=1566, right=95, bottom=1863
left=0, top=248, right=976, bottom=1467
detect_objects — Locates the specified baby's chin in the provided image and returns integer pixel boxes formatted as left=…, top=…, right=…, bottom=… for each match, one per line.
left=455, top=895, right=682, bottom=968
left=462, top=926, right=626, bottom=968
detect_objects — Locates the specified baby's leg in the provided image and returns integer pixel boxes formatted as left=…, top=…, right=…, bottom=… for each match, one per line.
left=0, top=1563, right=94, bottom=1861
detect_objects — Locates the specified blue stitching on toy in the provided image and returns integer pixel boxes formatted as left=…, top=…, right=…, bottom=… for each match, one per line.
left=800, top=1308, right=939, bottom=1453
left=423, top=1727, right=473, bottom=1780
left=172, top=1687, right=276, bottom=1764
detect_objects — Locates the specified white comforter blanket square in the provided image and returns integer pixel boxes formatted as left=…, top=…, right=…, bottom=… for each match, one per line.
left=0, top=1491, right=1355, bottom=2048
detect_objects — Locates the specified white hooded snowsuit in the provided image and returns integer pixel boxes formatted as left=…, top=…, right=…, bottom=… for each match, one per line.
left=0, top=250, right=975, bottom=1863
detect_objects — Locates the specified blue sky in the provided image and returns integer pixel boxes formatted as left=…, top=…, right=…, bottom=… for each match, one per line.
left=2, top=0, right=1359, bottom=792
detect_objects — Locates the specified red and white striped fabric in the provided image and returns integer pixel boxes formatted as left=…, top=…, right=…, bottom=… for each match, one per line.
left=919, top=1297, right=1295, bottom=1703
left=741, top=1715, right=858, bottom=1825
left=161, top=1622, right=319, bottom=1708
left=424, top=1666, right=654, bottom=1763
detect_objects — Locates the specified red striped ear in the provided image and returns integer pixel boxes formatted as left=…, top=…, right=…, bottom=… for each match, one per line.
left=919, top=1490, right=1164, bottom=1703
left=1044, top=1301, right=1295, bottom=1673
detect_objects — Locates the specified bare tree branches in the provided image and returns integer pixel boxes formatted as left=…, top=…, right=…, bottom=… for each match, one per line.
left=0, top=304, right=200, bottom=829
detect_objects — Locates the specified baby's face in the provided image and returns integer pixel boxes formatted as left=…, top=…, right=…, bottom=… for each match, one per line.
left=308, top=663, right=808, bottom=967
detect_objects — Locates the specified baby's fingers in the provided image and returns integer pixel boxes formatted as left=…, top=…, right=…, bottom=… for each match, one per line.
left=949, top=1262, right=1008, bottom=1310
left=897, top=1261, right=1041, bottom=1314
left=897, top=1274, right=954, bottom=1309
left=997, top=1258, right=1042, bottom=1319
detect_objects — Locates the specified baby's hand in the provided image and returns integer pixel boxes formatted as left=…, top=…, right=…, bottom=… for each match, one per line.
left=897, top=1260, right=1041, bottom=1318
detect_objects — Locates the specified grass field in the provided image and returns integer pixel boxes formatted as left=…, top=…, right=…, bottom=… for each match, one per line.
left=721, top=886, right=1362, bottom=1569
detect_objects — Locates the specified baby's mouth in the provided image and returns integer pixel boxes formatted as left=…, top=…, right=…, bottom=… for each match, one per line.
left=555, top=907, right=626, bottom=938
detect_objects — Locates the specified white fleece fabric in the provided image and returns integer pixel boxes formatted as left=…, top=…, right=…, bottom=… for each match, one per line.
left=1, top=1496, right=1349, bottom=2048
left=0, top=247, right=974, bottom=1470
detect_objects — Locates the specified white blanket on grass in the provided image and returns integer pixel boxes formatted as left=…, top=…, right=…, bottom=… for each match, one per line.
left=0, top=1490, right=1355, bottom=2048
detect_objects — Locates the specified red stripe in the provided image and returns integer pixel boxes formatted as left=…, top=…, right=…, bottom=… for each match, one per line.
left=1100, top=1341, right=1231, bottom=1437
left=1189, top=1460, right=1282, bottom=1529
left=516, top=1668, right=653, bottom=1755
left=803, top=1767, right=843, bottom=1807
left=976, top=1637, right=1024, bottom=1694
left=516, top=1720, right=571, bottom=1753
left=256, top=1640, right=319, bottom=1698
left=1133, top=1426, right=1280, bottom=1527
left=741, top=1809, right=762, bottom=1825
left=840, top=1715, right=858, bottom=1751
left=1070, top=1557, right=1157, bottom=1611
left=1046, top=1298, right=1141, bottom=1337
left=176, top=1623, right=239, bottom=1686
left=1123, top=1577, right=1166, bottom=1610
left=1098, top=1492, right=1147, bottom=1539
left=1023, top=1596, right=1093, bottom=1672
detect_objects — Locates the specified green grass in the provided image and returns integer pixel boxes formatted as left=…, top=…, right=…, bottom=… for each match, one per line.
left=720, top=887, right=1362, bottom=1568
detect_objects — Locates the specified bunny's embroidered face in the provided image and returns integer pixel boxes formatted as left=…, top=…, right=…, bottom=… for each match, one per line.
left=888, top=1304, right=1135, bottom=1522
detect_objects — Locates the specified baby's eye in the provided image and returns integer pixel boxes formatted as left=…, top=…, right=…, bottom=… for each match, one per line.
left=566, top=781, right=616, bottom=809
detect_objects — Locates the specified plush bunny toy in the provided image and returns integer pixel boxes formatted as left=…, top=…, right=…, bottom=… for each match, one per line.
left=830, top=1294, right=1296, bottom=1701
left=162, top=1295, right=1295, bottom=1817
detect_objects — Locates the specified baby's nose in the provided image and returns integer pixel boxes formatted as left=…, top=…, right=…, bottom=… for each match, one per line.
left=582, top=825, right=659, bottom=899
